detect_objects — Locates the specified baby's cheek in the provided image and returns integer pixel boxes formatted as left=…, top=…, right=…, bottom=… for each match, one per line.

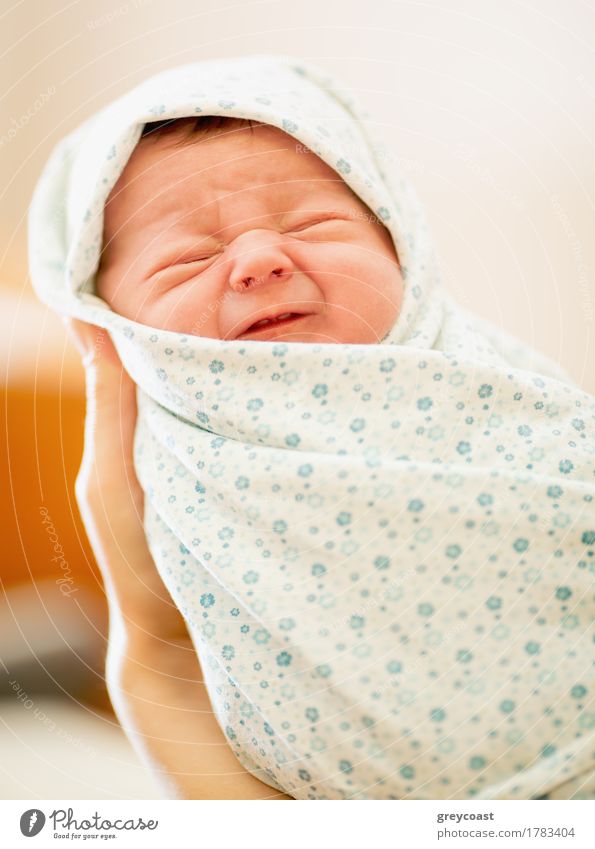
left=156, top=282, right=221, bottom=337
left=349, top=249, right=403, bottom=338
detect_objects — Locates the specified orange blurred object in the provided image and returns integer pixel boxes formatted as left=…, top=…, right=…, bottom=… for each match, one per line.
left=1, top=291, right=109, bottom=709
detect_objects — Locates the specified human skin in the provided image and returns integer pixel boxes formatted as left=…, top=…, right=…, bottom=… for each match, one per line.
left=96, top=121, right=403, bottom=343
left=65, top=317, right=293, bottom=798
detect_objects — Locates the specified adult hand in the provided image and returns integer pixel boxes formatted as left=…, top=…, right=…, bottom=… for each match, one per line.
left=65, top=317, right=292, bottom=800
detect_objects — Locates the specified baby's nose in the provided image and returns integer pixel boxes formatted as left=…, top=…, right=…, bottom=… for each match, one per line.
left=228, top=231, right=293, bottom=293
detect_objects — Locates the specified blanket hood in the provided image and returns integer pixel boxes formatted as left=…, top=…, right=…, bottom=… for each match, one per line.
left=27, top=54, right=594, bottom=801
left=29, top=54, right=440, bottom=342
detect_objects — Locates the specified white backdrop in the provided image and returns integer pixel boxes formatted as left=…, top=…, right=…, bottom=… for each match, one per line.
left=2, top=0, right=594, bottom=390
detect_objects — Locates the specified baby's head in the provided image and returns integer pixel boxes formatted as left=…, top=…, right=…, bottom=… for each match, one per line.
left=96, top=116, right=403, bottom=344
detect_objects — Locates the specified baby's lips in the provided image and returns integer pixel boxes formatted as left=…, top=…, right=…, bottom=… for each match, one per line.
left=238, top=312, right=311, bottom=339
left=232, top=302, right=317, bottom=338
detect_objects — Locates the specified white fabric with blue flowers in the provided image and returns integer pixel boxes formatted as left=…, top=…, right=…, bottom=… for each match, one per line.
left=28, top=53, right=595, bottom=800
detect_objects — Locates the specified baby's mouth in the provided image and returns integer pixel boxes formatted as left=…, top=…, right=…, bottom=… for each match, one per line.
left=239, top=312, right=309, bottom=338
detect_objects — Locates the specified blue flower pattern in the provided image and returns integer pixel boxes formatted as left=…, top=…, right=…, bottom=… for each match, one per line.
left=28, top=54, right=595, bottom=801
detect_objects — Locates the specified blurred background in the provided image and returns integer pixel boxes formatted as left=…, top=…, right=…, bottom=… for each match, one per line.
left=1, top=0, right=593, bottom=799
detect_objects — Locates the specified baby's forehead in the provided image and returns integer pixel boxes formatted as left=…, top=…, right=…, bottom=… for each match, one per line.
left=162, top=127, right=344, bottom=190
left=105, top=121, right=362, bottom=231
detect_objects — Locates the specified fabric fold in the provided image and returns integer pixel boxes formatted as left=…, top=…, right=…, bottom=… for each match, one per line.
left=28, top=52, right=594, bottom=799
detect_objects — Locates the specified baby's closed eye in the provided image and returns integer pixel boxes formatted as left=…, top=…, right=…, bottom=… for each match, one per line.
left=285, top=214, right=348, bottom=232
left=160, top=217, right=352, bottom=273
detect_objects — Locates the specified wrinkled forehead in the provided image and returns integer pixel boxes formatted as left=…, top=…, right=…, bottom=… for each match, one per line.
left=103, top=119, right=372, bottom=236
left=114, top=119, right=365, bottom=199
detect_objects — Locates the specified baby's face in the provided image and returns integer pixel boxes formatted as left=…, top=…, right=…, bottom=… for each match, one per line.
left=97, top=122, right=403, bottom=343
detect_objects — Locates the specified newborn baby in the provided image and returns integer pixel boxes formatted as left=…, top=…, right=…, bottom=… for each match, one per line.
left=96, top=117, right=403, bottom=346
left=29, top=54, right=595, bottom=801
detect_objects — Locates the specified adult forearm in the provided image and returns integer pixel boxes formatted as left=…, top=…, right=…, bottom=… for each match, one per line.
left=107, top=613, right=293, bottom=800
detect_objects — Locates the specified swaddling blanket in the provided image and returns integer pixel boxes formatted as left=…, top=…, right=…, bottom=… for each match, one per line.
left=28, top=54, right=595, bottom=800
